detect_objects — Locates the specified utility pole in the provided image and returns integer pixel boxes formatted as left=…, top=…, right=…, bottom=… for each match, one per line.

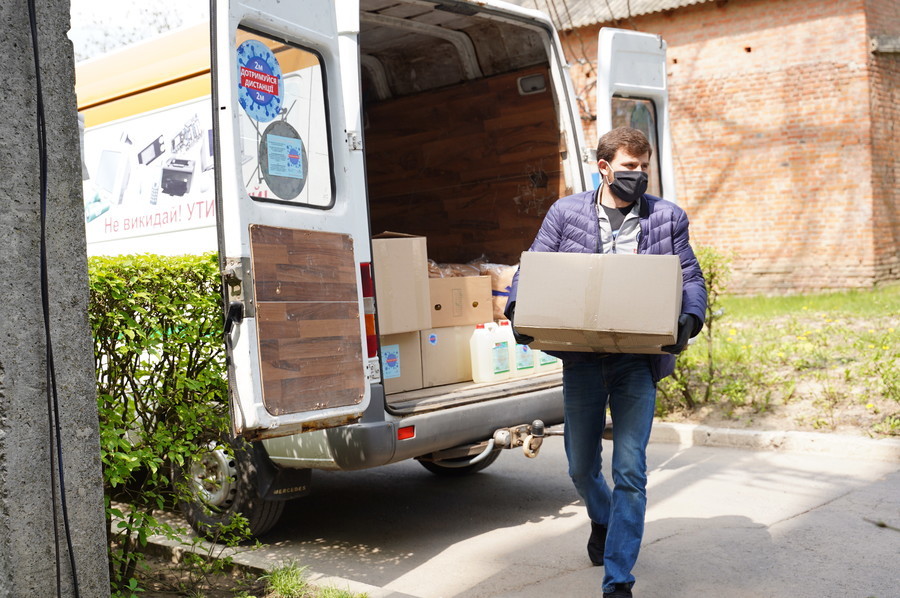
left=0, top=0, right=109, bottom=596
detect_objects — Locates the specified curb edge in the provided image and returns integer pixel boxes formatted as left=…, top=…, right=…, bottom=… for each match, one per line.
left=650, top=422, right=900, bottom=462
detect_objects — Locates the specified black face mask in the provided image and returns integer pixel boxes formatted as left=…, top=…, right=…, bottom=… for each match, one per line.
left=606, top=170, right=648, bottom=204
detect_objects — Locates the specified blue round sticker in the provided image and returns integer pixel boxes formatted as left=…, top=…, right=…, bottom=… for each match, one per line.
left=236, top=40, right=283, bottom=123
left=428, top=334, right=438, bottom=346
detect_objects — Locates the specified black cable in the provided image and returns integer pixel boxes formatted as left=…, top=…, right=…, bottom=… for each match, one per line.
left=26, top=1, right=62, bottom=593
left=26, top=0, right=82, bottom=596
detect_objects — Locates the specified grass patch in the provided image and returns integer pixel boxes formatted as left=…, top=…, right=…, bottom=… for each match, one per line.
left=720, top=281, right=900, bottom=319
left=260, top=563, right=310, bottom=598
left=258, top=562, right=368, bottom=598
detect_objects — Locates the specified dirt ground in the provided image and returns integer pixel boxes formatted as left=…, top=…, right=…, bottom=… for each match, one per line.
left=659, top=374, right=897, bottom=438
left=662, top=398, right=888, bottom=437
left=134, top=551, right=268, bottom=598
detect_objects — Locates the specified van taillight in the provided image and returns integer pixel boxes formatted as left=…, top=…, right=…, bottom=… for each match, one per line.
left=360, top=262, right=378, bottom=358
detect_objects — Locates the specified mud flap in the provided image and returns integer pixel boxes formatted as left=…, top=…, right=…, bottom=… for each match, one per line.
left=251, top=442, right=312, bottom=501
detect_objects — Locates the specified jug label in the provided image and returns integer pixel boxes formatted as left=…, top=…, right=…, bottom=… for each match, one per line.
left=492, top=341, right=510, bottom=374
left=515, top=345, right=534, bottom=370
left=539, top=352, right=559, bottom=366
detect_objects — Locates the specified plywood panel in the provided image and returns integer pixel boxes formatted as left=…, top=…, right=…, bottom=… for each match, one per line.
left=251, top=226, right=365, bottom=416
left=251, top=226, right=358, bottom=302
left=365, top=66, right=567, bottom=265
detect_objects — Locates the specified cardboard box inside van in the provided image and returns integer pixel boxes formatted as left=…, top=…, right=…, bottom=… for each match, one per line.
left=420, top=325, right=476, bottom=387
left=380, top=332, right=423, bottom=394
left=428, top=276, right=492, bottom=328
left=372, top=232, right=432, bottom=335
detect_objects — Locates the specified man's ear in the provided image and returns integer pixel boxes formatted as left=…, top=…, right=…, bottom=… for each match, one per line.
left=597, top=160, right=610, bottom=179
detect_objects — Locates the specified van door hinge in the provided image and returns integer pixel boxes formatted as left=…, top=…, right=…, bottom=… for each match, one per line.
left=347, top=131, right=363, bottom=150
left=222, top=256, right=256, bottom=318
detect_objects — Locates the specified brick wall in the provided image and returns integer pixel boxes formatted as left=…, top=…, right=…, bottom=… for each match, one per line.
left=866, top=0, right=900, bottom=284
left=559, top=0, right=898, bottom=294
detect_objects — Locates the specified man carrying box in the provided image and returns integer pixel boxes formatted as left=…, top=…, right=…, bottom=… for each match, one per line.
left=506, top=127, right=707, bottom=598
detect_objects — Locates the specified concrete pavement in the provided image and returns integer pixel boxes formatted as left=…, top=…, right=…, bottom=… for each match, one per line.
left=153, top=424, right=900, bottom=597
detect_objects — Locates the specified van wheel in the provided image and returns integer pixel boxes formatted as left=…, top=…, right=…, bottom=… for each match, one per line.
left=417, top=449, right=502, bottom=476
left=174, top=438, right=284, bottom=539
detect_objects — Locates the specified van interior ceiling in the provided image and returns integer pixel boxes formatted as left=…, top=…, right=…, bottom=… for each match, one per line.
left=359, top=0, right=568, bottom=265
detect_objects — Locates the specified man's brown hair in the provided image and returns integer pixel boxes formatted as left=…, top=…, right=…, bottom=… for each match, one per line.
left=596, top=127, right=652, bottom=163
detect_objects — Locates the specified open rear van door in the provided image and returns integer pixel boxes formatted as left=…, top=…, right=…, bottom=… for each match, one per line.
left=596, top=28, right=675, bottom=202
left=212, top=0, right=372, bottom=440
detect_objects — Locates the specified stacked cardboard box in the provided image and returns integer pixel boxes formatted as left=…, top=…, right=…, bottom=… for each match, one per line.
left=420, top=325, right=477, bottom=387
left=379, top=332, right=423, bottom=394
left=372, top=233, right=492, bottom=394
left=428, top=276, right=492, bottom=328
left=372, top=233, right=432, bottom=336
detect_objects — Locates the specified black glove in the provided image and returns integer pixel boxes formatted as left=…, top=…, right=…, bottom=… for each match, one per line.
left=506, top=302, right=534, bottom=345
left=661, top=314, right=698, bottom=354
left=512, top=327, right=535, bottom=346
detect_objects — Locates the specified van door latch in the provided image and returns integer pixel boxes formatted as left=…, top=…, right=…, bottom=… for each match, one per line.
left=347, top=131, right=363, bottom=151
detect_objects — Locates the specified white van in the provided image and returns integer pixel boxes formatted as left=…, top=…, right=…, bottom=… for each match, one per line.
left=78, top=0, right=674, bottom=536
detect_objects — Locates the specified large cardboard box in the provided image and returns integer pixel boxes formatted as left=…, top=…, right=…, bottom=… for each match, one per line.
left=514, top=253, right=682, bottom=354
left=420, top=325, right=476, bottom=387
left=428, top=276, right=493, bottom=328
left=372, top=233, right=432, bottom=334
left=380, top=332, right=423, bottom=394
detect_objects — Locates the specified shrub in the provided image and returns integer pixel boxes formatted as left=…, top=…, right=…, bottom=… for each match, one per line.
left=89, top=253, right=234, bottom=595
left=657, top=245, right=732, bottom=412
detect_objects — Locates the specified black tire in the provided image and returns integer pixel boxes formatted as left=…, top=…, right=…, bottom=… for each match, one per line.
left=417, top=448, right=502, bottom=476
left=174, top=437, right=285, bottom=539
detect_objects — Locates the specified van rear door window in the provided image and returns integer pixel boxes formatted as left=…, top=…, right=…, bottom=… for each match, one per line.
left=611, top=97, right=661, bottom=198
left=236, top=29, right=333, bottom=207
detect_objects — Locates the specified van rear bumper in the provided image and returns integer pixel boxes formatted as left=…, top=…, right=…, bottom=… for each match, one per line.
left=264, top=383, right=564, bottom=471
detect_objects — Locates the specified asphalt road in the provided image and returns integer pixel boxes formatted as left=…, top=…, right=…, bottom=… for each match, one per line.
left=222, top=434, right=900, bottom=598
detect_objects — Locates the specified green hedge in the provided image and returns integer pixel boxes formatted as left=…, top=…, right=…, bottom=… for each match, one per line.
left=89, top=253, right=231, bottom=595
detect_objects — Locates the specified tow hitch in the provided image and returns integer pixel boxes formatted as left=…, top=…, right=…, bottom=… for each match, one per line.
left=493, top=419, right=563, bottom=459
left=416, top=420, right=565, bottom=473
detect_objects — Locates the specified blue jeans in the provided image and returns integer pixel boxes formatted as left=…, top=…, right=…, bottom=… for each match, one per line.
left=562, top=355, right=656, bottom=593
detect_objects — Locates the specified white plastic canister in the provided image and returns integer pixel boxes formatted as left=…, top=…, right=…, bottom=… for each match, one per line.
left=499, top=320, right=534, bottom=377
left=470, top=322, right=511, bottom=383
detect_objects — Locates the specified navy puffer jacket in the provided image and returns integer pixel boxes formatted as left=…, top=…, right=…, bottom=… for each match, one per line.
left=506, top=189, right=708, bottom=383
